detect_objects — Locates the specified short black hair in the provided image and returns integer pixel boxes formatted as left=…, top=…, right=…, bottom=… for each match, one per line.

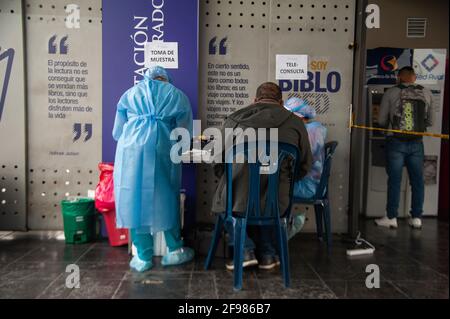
left=398, top=66, right=415, bottom=76
left=255, top=82, right=282, bottom=101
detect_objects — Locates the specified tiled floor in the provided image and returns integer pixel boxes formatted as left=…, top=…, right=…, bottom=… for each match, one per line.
left=0, top=218, right=448, bottom=299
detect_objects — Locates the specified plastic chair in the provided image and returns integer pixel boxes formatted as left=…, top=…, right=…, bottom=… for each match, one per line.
left=204, top=142, right=300, bottom=290
left=292, top=141, right=338, bottom=250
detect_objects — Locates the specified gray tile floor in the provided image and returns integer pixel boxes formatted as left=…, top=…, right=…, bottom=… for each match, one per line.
left=0, top=219, right=448, bottom=299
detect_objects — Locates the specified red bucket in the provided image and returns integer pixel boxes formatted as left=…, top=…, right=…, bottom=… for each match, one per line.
left=101, top=209, right=128, bottom=247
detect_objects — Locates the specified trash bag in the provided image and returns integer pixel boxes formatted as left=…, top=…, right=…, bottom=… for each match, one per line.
left=95, top=162, right=115, bottom=212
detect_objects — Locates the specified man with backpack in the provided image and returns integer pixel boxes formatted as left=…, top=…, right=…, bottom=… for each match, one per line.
left=375, top=66, right=434, bottom=229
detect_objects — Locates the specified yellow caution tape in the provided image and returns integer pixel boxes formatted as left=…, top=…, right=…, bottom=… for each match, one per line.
left=350, top=124, right=449, bottom=140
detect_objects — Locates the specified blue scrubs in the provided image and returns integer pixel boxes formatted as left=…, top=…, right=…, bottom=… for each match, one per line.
left=294, top=121, right=327, bottom=198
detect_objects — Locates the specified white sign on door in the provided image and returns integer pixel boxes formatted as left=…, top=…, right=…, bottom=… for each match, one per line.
left=145, top=41, right=179, bottom=69
left=275, top=54, right=308, bottom=80
left=413, top=49, right=446, bottom=85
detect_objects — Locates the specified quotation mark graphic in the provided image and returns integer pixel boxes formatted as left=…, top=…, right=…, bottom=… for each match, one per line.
left=84, top=123, right=92, bottom=141
left=73, top=123, right=92, bottom=142
left=48, top=35, right=69, bottom=55
left=209, top=36, right=227, bottom=55
left=0, top=48, right=15, bottom=122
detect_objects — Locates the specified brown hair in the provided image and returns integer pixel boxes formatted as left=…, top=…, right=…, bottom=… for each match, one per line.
left=398, top=66, right=415, bottom=76
left=255, top=82, right=282, bottom=101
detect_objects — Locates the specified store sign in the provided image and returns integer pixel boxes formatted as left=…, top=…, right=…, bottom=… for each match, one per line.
left=413, top=49, right=446, bottom=85
left=275, top=54, right=308, bottom=80
left=145, top=41, right=179, bottom=69
left=366, top=47, right=412, bottom=85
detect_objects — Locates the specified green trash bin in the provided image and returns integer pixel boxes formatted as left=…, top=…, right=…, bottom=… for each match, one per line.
left=61, top=197, right=96, bottom=244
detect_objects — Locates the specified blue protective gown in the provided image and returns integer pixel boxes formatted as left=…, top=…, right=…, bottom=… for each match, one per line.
left=294, top=121, right=327, bottom=199
left=112, top=71, right=192, bottom=234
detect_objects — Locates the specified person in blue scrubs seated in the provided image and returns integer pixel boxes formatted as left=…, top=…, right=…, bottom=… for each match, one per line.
left=112, top=66, right=194, bottom=272
left=284, top=97, right=327, bottom=239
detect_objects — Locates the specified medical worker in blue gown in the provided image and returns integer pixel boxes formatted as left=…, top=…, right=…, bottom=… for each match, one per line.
left=113, top=66, right=194, bottom=272
left=284, top=97, right=327, bottom=238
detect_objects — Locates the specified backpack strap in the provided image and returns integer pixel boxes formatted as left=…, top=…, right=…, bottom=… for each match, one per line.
left=396, top=83, right=423, bottom=90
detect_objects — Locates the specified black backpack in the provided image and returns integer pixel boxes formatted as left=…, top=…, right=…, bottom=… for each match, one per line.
left=392, top=84, right=427, bottom=139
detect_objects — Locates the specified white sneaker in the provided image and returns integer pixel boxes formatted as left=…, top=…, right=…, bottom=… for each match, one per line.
left=408, top=217, right=422, bottom=229
left=374, top=216, right=398, bottom=229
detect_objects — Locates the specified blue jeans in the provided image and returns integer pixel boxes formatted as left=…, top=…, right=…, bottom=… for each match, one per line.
left=385, top=137, right=425, bottom=219
left=224, top=220, right=277, bottom=258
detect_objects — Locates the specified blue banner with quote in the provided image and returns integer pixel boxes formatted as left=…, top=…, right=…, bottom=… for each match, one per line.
left=102, top=0, right=199, bottom=228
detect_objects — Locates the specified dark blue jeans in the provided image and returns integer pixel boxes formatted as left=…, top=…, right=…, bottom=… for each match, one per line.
left=224, top=220, right=277, bottom=258
left=385, top=137, right=425, bottom=219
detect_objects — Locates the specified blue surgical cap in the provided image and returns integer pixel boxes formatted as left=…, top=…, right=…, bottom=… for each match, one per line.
left=284, top=97, right=316, bottom=119
left=144, top=66, right=172, bottom=83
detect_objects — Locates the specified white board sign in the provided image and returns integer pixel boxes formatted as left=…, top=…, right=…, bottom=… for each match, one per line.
left=413, top=49, right=446, bottom=85
left=145, top=41, right=179, bottom=69
left=275, top=54, right=308, bottom=80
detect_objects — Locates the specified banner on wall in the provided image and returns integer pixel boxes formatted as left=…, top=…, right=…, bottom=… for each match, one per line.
left=102, top=0, right=199, bottom=226
left=413, top=49, right=447, bottom=117
left=102, top=0, right=198, bottom=161
left=25, top=1, right=103, bottom=229
left=413, top=49, right=446, bottom=85
left=366, top=47, right=413, bottom=85
left=279, top=56, right=343, bottom=131
left=0, top=1, right=27, bottom=230
left=0, top=48, right=14, bottom=122
left=198, top=0, right=356, bottom=232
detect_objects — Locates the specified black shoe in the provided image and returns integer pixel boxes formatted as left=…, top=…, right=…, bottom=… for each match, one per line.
left=226, top=250, right=258, bottom=270
left=258, top=255, right=280, bottom=270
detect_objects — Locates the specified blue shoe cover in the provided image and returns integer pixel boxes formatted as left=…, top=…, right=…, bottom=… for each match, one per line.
left=161, top=247, right=194, bottom=266
left=288, top=214, right=306, bottom=239
left=130, top=255, right=153, bottom=272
